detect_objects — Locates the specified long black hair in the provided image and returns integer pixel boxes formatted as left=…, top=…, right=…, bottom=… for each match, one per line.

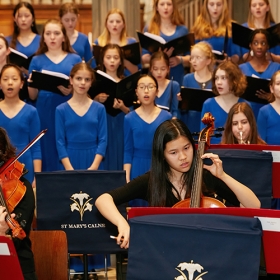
left=148, top=119, right=196, bottom=206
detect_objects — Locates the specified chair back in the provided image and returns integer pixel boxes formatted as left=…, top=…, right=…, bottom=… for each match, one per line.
left=30, top=230, right=68, bottom=280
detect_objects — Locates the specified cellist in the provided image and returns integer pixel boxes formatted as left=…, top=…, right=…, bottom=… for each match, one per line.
left=0, top=127, right=37, bottom=280
left=95, top=119, right=260, bottom=249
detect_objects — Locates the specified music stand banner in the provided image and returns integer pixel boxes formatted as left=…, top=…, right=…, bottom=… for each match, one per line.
left=208, top=149, right=272, bottom=208
left=36, top=170, right=127, bottom=254
left=127, top=214, right=262, bottom=280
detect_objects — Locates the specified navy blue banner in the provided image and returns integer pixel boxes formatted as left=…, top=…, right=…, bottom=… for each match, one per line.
left=127, top=214, right=262, bottom=280
left=208, top=149, right=272, bottom=208
left=36, top=170, right=127, bottom=254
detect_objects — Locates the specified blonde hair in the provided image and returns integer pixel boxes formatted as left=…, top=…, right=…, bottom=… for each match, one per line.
left=190, top=41, right=215, bottom=72
left=269, top=70, right=280, bottom=102
left=97, top=8, right=127, bottom=47
left=191, top=0, right=232, bottom=40
left=248, top=0, right=275, bottom=29
left=148, top=0, right=185, bottom=35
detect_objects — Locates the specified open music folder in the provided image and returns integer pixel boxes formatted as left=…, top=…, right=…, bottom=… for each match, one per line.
left=232, top=22, right=280, bottom=49
left=28, top=70, right=70, bottom=95
left=9, top=48, right=34, bottom=70
left=137, top=31, right=195, bottom=56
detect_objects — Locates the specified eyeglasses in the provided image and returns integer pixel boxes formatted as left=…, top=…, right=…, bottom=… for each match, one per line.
left=137, top=83, right=157, bottom=91
left=189, top=56, right=206, bottom=62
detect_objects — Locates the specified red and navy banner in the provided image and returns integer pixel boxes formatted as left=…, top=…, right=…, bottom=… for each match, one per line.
left=36, top=170, right=127, bottom=254
left=127, top=214, right=262, bottom=280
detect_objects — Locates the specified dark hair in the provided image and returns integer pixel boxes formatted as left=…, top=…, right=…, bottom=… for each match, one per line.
left=212, top=61, right=247, bottom=97
left=249, top=28, right=270, bottom=51
left=136, top=74, right=159, bottom=89
left=148, top=119, right=196, bottom=206
left=0, top=63, right=25, bottom=81
left=36, top=19, right=74, bottom=55
left=221, top=102, right=266, bottom=144
left=149, top=51, right=170, bottom=79
left=10, top=2, right=38, bottom=49
left=100, top=44, right=125, bottom=79
left=0, top=127, right=16, bottom=163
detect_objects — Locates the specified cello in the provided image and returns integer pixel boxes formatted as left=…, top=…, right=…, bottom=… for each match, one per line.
left=173, top=113, right=225, bottom=208
left=0, top=129, right=47, bottom=239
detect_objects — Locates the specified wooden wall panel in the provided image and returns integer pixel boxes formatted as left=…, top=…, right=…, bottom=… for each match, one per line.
left=0, top=4, right=92, bottom=37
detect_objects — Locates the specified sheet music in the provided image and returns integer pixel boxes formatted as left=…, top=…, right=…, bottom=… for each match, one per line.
left=263, top=150, right=280, bottom=162
left=0, top=243, right=10, bottom=255
left=256, top=217, right=280, bottom=232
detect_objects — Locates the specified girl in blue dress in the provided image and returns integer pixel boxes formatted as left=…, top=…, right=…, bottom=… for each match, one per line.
left=0, top=35, right=11, bottom=99
left=142, top=0, right=189, bottom=85
left=28, top=19, right=81, bottom=171
left=239, top=29, right=280, bottom=118
left=59, top=2, right=92, bottom=63
left=258, top=70, right=280, bottom=209
left=56, top=62, right=107, bottom=171
left=201, top=61, right=247, bottom=144
left=149, top=51, right=179, bottom=118
left=6, top=2, right=40, bottom=73
left=191, top=0, right=239, bottom=63
left=6, top=2, right=40, bottom=102
left=0, top=64, right=41, bottom=187
left=124, top=74, right=172, bottom=206
left=257, top=70, right=280, bottom=145
left=94, top=8, right=140, bottom=76
left=93, top=44, right=131, bottom=171
left=181, top=41, right=215, bottom=132
left=240, top=0, right=280, bottom=61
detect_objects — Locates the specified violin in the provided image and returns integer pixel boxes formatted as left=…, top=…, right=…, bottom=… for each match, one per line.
left=173, top=113, right=225, bottom=208
left=0, top=129, right=47, bottom=239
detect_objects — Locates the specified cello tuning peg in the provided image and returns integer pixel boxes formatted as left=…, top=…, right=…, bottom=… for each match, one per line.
left=191, top=132, right=200, bottom=136
left=20, top=220, right=27, bottom=228
left=214, top=127, right=224, bottom=132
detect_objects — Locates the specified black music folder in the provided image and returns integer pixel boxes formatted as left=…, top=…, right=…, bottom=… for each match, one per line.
left=28, top=70, right=70, bottom=95
left=180, top=87, right=215, bottom=111
left=232, top=22, right=280, bottom=49
left=89, top=70, right=140, bottom=106
left=9, top=48, right=34, bottom=69
left=93, top=42, right=141, bottom=66
left=137, top=31, right=195, bottom=56
left=242, top=76, right=270, bottom=104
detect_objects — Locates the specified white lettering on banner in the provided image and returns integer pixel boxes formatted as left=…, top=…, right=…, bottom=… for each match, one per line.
left=60, top=223, right=106, bottom=229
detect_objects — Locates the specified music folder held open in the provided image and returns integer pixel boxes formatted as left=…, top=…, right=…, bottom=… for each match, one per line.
left=137, top=31, right=195, bottom=56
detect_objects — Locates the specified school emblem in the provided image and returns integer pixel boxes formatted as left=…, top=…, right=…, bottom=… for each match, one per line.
left=70, top=191, right=93, bottom=221
left=174, top=260, right=208, bottom=280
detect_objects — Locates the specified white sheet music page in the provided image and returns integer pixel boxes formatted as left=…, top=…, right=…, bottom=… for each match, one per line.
left=0, top=243, right=10, bottom=255
left=255, top=217, right=280, bottom=232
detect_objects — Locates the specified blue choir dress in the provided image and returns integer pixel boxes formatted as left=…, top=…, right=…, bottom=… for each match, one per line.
left=239, top=61, right=280, bottom=118
left=182, top=73, right=213, bottom=133
left=0, top=104, right=41, bottom=184
left=72, top=32, right=92, bottom=62
left=28, top=53, right=82, bottom=171
left=55, top=101, right=107, bottom=170
left=124, top=109, right=172, bottom=206
left=155, top=80, right=180, bottom=118
left=195, top=35, right=240, bottom=58
left=201, top=97, right=247, bottom=144
left=142, top=25, right=189, bottom=85
left=6, top=34, right=41, bottom=58
left=257, top=104, right=280, bottom=210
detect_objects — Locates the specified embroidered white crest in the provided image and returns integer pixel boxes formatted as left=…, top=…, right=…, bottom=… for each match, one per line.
left=70, top=191, right=93, bottom=221
left=174, top=260, right=208, bottom=280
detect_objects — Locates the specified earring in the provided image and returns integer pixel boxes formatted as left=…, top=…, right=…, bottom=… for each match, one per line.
left=250, top=50, right=254, bottom=57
